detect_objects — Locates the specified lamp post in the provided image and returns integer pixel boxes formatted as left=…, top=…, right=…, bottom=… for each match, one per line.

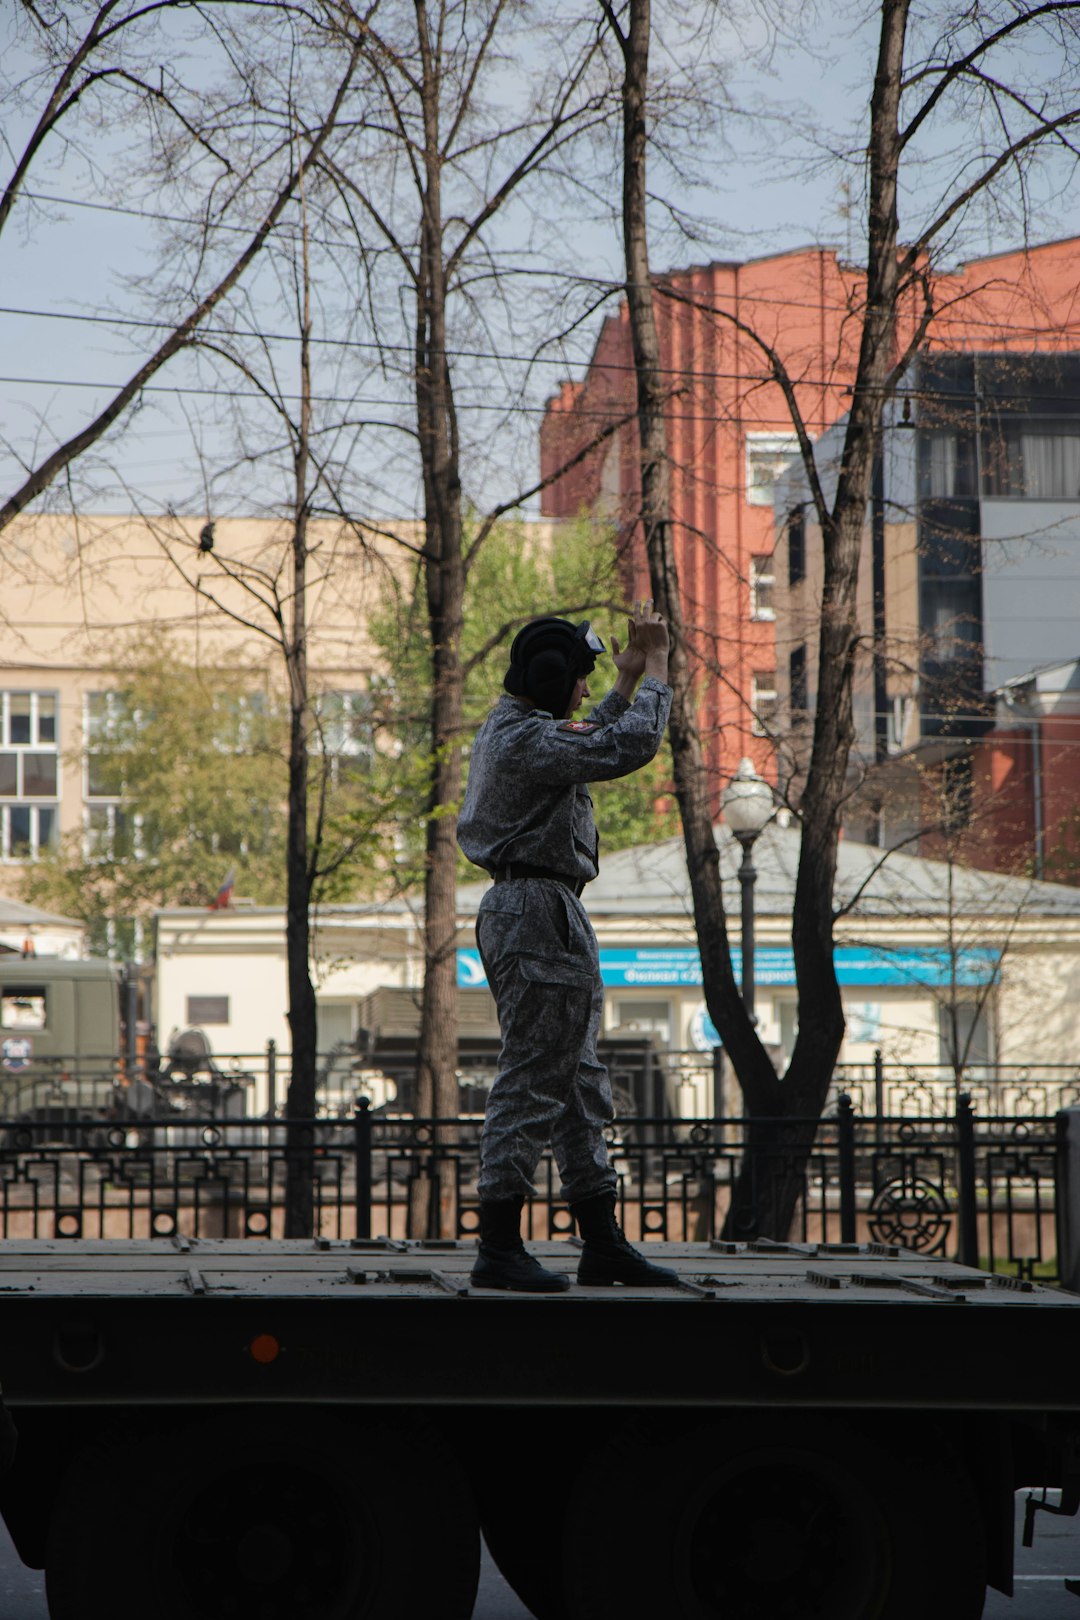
left=721, top=758, right=774, bottom=1022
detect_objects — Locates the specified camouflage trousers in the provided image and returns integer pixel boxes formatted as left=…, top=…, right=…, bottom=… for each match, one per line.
left=475, top=877, right=617, bottom=1206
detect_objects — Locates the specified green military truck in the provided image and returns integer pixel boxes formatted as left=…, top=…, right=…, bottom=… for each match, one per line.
left=0, top=1235, right=1077, bottom=1619
left=0, top=958, right=121, bottom=1123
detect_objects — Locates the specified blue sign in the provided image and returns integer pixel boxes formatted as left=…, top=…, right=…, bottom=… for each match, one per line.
left=456, top=945, right=999, bottom=992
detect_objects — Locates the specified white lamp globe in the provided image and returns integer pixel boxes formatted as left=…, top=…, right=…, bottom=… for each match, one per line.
left=722, top=757, right=773, bottom=838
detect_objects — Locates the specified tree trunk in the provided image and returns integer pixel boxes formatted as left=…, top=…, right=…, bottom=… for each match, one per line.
left=411, top=6, right=465, bottom=1236
left=614, top=0, right=913, bottom=1238
left=724, top=0, right=911, bottom=1236
left=283, top=184, right=318, bottom=1238
left=284, top=687, right=318, bottom=1238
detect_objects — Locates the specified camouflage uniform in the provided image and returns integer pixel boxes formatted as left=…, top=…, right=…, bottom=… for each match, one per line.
left=458, top=675, right=672, bottom=1204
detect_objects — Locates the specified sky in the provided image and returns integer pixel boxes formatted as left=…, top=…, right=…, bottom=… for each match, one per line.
left=1, top=1, right=1077, bottom=525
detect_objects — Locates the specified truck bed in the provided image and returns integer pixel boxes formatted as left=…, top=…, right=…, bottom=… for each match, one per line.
left=1, top=1236, right=1076, bottom=1411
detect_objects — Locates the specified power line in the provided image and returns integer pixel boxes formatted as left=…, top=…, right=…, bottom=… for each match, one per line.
left=0, top=301, right=857, bottom=392
left=22, top=186, right=1080, bottom=341
left=0, top=371, right=843, bottom=424
left=3, top=300, right=1080, bottom=411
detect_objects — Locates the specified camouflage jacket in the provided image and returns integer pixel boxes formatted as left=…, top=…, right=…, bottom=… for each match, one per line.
left=457, top=675, right=672, bottom=885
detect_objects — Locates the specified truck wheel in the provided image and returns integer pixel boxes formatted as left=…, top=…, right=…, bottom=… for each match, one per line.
left=44, top=1412, right=479, bottom=1620
left=561, top=1414, right=986, bottom=1620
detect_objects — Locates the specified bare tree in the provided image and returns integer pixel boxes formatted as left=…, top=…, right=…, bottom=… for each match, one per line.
left=306, top=0, right=625, bottom=1232
left=0, top=3, right=363, bottom=532
left=604, top=0, right=1080, bottom=1237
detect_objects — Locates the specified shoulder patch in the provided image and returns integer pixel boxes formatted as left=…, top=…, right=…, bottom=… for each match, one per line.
left=556, top=719, right=601, bottom=735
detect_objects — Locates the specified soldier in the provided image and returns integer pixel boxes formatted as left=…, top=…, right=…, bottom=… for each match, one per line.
left=458, top=601, right=680, bottom=1291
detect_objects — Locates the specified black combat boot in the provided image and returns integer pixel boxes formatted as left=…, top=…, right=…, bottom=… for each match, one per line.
left=570, top=1191, right=681, bottom=1287
left=471, top=1198, right=571, bottom=1292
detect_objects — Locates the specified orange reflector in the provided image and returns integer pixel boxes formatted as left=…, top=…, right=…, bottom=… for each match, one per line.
left=249, top=1333, right=281, bottom=1364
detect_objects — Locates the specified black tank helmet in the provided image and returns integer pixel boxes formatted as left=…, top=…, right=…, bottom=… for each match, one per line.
left=503, top=617, right=606, bottom=717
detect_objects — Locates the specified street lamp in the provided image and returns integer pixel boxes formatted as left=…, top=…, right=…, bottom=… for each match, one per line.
left=721, top=757, right=774, bottom=1021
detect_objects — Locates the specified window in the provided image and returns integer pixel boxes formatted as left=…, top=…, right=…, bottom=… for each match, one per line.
left=745, top=433, right=800, bottom=507
left=211, top=690, right=267, bottom=752
left=788, top=644, right=808, bottom=720
left=0, top=753, right=58, bottom=799
left=786, top=506, right=806, bottom=586
left=749, top=554, right=775, bottom=620
left=315, top=691, right=373, bottom=757
left=751, top=671, right=778, bottom=737
left=84, top=692, right=134, bottom=859
left=318, top=1002, right=356, bottom=1052
left=1, top=988, right=46, bottom=1030
left=87, top=916, right=143, bottom=962
left=918, top=431, right=977, bottom=499
left=313, top=692, right=374, bottom=785
left=84, top=691, right=130, bottom=799
left=981, top=423, right=1080, bottom=500
left=0, top=690, right=60, bottom=862
left=938, top=998, right=992, bottom=1070
left=613, top=998, right=672, bottom=1046
left=86, top=803, right=135, bottom=860
left=925, top=583, right=981, bottom=664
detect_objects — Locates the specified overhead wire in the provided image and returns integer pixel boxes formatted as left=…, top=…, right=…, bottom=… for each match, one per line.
left=20, top=187, right=1080, bottom=341
left=2, top=298, right=1080, bottom=405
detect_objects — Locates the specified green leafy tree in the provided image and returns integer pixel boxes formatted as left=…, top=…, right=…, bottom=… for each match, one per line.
left=21, top=639, right=381, bottom=952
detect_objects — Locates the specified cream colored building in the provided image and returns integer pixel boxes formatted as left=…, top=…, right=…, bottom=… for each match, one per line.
left=0, top=508, right=419, bottom=892
left=152, top=821, right=1080, bottom=1116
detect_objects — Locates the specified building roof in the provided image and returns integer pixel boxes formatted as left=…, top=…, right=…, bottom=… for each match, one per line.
left=458, top=820, right=1080, bottom=921
left=0, top=896, right=81, bottom=929
left=999, top=656, right=1080, bottom=717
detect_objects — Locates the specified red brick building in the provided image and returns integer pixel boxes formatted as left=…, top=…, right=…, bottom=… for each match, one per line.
left=540, top=248, right=863, bottom=801
left=540, top=238, right=1080, bottom=843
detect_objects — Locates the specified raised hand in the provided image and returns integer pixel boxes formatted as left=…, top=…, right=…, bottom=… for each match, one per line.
left=611, top=600, right=669, bottom=696
left=629, top=599, right=669, bottom=659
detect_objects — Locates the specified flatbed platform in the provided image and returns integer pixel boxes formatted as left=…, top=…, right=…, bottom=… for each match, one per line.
left=0, top=1238, right=1076, bottom=1411
left=0, top=1233, right=1070, bottom=1302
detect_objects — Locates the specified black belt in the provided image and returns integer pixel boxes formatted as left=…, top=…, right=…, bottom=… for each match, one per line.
left=493, top=863, right=585, bottom=898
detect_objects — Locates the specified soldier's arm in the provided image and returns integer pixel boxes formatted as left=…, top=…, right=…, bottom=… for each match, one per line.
left=515, top=676, right=672, bottom=786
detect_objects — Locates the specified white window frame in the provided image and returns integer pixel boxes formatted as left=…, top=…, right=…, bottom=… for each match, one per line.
left=87, top=915, right=145, bottom=962
left=751, top=671, right=778, bottom=737
left=312, top=691, right=374, bottom=763
left=83, top=801, right=143, bottom=862
left=745, top=433, right=801, bottom=508
left=0, top=689, right=61, bottom=862
left=0, top=804, right=58, bottom=862
left=1, top=689, right=58, bottom=749
left=749, top=553, right=776, bottom=621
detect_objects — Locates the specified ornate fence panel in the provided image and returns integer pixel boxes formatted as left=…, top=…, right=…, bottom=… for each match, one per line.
left=831, top=1059, right=1080, bottom=1121
left=0, top=1096, right=1067, bottom=1281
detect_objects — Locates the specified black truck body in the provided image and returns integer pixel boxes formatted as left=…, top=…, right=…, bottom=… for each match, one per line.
left=0, top=1236, right=1077, bottom=1618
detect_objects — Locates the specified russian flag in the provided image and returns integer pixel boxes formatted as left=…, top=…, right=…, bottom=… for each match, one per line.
left=208, top=867, right=236, bottom=911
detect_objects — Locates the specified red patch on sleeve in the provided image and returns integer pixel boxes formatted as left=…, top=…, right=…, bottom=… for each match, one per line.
left=556, top=719, right=601, bottom=735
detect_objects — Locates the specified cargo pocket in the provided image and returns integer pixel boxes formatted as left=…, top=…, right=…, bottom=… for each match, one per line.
left=515, top=954, right=594, bottom=991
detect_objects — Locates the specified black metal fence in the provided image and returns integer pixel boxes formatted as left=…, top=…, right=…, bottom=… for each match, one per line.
left=830, top=1058, right=1080, bottom=1121
left=7, top=1046, right=1080, bottom=1122
left=0, top=1094, right=1068, bottom=1282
